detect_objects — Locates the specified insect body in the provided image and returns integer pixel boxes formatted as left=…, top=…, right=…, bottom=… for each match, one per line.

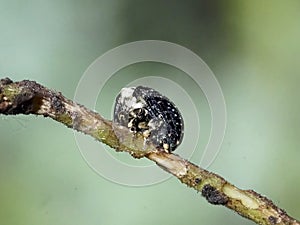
left=113, top=86, right=184, bottom=152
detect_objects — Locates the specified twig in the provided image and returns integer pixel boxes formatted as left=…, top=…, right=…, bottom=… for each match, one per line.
left=0, top=77, right=299, bottom=225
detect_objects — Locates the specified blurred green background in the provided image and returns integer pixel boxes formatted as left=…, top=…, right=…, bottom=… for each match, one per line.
left=0, top=1, right=300, bottom=224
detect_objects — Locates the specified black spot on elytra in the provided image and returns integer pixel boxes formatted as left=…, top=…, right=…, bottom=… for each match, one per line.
left=201, top=184, right=228, bottom=205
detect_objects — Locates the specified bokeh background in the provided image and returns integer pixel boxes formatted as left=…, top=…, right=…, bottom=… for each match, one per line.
left=0, top=1, right=300, bottom=224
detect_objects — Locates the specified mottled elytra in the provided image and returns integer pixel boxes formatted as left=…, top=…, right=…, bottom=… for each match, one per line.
left=113, top=86, right=184, bottom=152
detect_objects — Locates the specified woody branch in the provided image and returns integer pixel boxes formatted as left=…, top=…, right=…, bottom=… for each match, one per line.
left=0, top=77, right=299, bottom=225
